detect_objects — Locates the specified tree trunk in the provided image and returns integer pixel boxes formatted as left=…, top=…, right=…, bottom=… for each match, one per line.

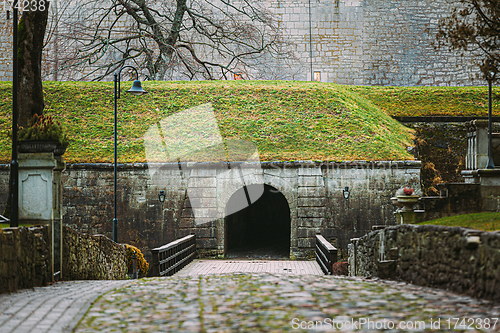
left=17, top=2, right=50, bottom=127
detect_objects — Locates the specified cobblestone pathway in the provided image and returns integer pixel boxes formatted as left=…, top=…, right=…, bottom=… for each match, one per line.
left=0, top=280, right=130, bottom=333
left=74, top=275, right=500, bottom=333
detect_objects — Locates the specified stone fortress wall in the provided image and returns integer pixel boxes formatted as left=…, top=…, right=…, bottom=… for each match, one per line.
left=1, top=161, right=421, bottom=259
left=0, top=0, right=483, bottom=85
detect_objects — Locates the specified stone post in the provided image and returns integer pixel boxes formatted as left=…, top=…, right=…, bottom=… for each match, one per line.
left=18, top=151, right=66, bottom=280
left=468, top=120, right=489, bottom=170
left=53, top=155, right=66, bottom=279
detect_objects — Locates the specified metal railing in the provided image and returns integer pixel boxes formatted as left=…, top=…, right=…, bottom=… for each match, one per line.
left=315, top=234, right=338, bottom=275
left=151, top=234, right=196, bottom=277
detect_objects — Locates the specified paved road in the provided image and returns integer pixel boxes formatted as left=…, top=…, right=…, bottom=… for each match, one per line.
left=1, top=267, right=499, bottom=333
left=74, top=275, right=500, bottom=333
left=0, top=280, right=130, bottom=333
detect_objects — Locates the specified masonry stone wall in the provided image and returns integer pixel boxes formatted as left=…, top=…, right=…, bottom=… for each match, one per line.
left=0, top=225, right=52, bottom=294
left=0, top=164, right=8, bottom=216
left=0, top=224, right=126, bottom=294
left=0, top=0, right=482, bottom=85
left=348, top=224, right=500, bottom=302
left=0, top=160, right=420, bottom=259
left=62, top=226, right=127, bottom=280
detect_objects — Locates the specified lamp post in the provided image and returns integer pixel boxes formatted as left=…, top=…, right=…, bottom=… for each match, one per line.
left=486, top=75, right=496, bottom=169
left=113, top=65, right=147, bottom=242
left=9, top=0, right=19, bottom=227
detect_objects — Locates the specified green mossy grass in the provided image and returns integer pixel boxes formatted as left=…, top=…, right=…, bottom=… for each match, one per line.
left=415, top=212, right=500, bottom=231
left=0, top=81, right=416, bottom=163
left=346, top=85, right=500, bottom=117
left=0, top=223, right=35, bottom=229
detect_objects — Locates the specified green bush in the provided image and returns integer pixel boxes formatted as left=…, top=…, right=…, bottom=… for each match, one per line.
left=125, top=244, right=149, bottom=276
left=18, top=113, right=69, bottom=145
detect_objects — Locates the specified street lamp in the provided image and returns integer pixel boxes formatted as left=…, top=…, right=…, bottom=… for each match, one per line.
left=486, top=61, right=497, bottom=169
left=9, top=0, right=19, bottom=227
left=113, top=65, right=147, bottom=242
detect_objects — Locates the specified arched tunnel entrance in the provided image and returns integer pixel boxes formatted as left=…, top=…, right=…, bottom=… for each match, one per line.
left=225, top=184, right=291, bottom=259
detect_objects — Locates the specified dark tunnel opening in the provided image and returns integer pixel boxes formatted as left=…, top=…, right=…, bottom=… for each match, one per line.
left=225, top=184, right=291, bottom=259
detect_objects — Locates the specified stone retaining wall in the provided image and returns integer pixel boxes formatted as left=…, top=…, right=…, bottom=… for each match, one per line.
left=1, top=161, right=420, bottom=259
left=0, top=225, right=127, bottom=294
left=62, top=226, right=127, bottom=280
left=0, top=225, right=52, bottom=294
left=348, top=224, right=500, bottom=301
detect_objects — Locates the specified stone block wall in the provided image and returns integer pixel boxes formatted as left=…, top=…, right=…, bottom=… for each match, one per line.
left=349, top=224, right=500, bottom=301
left=1, top=161, right=420, bottom=260
left=0, top=226, right=52, bottom=294
left=62, top=226, right=127, bottom=280
left=0, top=0, right=481, bottom=84
left=0, top=224, right=126, bottom=294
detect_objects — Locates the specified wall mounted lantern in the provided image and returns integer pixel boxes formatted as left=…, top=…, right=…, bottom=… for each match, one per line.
left=343, top=187, right=350, bottom=200
left=158, top=190, right=166, bottom=203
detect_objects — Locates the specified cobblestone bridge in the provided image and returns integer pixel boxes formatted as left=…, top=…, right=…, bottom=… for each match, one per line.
left=1, top=260, right=499, bottom=332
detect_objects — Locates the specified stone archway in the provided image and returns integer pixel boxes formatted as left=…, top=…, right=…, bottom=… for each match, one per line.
left=224, top=184, right=291, bottom=258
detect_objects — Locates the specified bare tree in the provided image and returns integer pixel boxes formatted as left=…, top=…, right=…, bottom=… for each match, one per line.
left=43, top=0, right=298, bottom=81
left=436, top=0, right=500, bottom=82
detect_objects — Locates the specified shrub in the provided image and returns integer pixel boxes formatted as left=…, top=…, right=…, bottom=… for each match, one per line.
left=332, top=261, right=349, bottom=276
left=125, top=244, right=149, bottom=276
left=18, top=114, right=69, bottom=145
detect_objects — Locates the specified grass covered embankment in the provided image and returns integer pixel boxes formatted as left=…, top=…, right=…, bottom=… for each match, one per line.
left=346, top=85, right=500, bottom=117
left=415, top=212, right=500, bottom=232
left=0, top=81, right=415, bottom=163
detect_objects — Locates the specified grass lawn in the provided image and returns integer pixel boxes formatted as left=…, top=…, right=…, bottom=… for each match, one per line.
left=0, top=223, right=35, bottom=229
left=415, top=212, right=500, bottom=232
left=346, top=85, right=500, bottom=117
left=0, top=81, right=415, bottom=163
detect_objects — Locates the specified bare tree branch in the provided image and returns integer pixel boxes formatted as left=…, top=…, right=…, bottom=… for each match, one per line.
left=42, top=0, right=300, bottom=81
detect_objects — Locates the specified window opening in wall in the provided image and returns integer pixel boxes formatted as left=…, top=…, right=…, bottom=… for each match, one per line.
left=314, top=71, right=321, bottom=82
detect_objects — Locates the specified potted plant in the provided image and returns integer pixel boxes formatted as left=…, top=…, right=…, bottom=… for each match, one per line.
left=17, top=114, right=69, bottom=155
left=395, top=187, right=420, bottom=212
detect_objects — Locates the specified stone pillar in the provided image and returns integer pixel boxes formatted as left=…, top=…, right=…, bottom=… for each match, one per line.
left=466, top=120, right=489, bottom=170
left=53, top=155, right=66, bottom=279
left=18, top=152, right=65, bottom=280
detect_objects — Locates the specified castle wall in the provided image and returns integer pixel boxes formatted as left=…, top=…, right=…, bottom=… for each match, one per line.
left=1, top=161, right=421, bottom=259
left=0, top=0, right=482, bottom=85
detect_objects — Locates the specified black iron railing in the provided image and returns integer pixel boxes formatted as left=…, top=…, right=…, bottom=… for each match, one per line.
left=315, top=234, right=338, bottom=275
left=151, top=234, right=196, bottom=277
